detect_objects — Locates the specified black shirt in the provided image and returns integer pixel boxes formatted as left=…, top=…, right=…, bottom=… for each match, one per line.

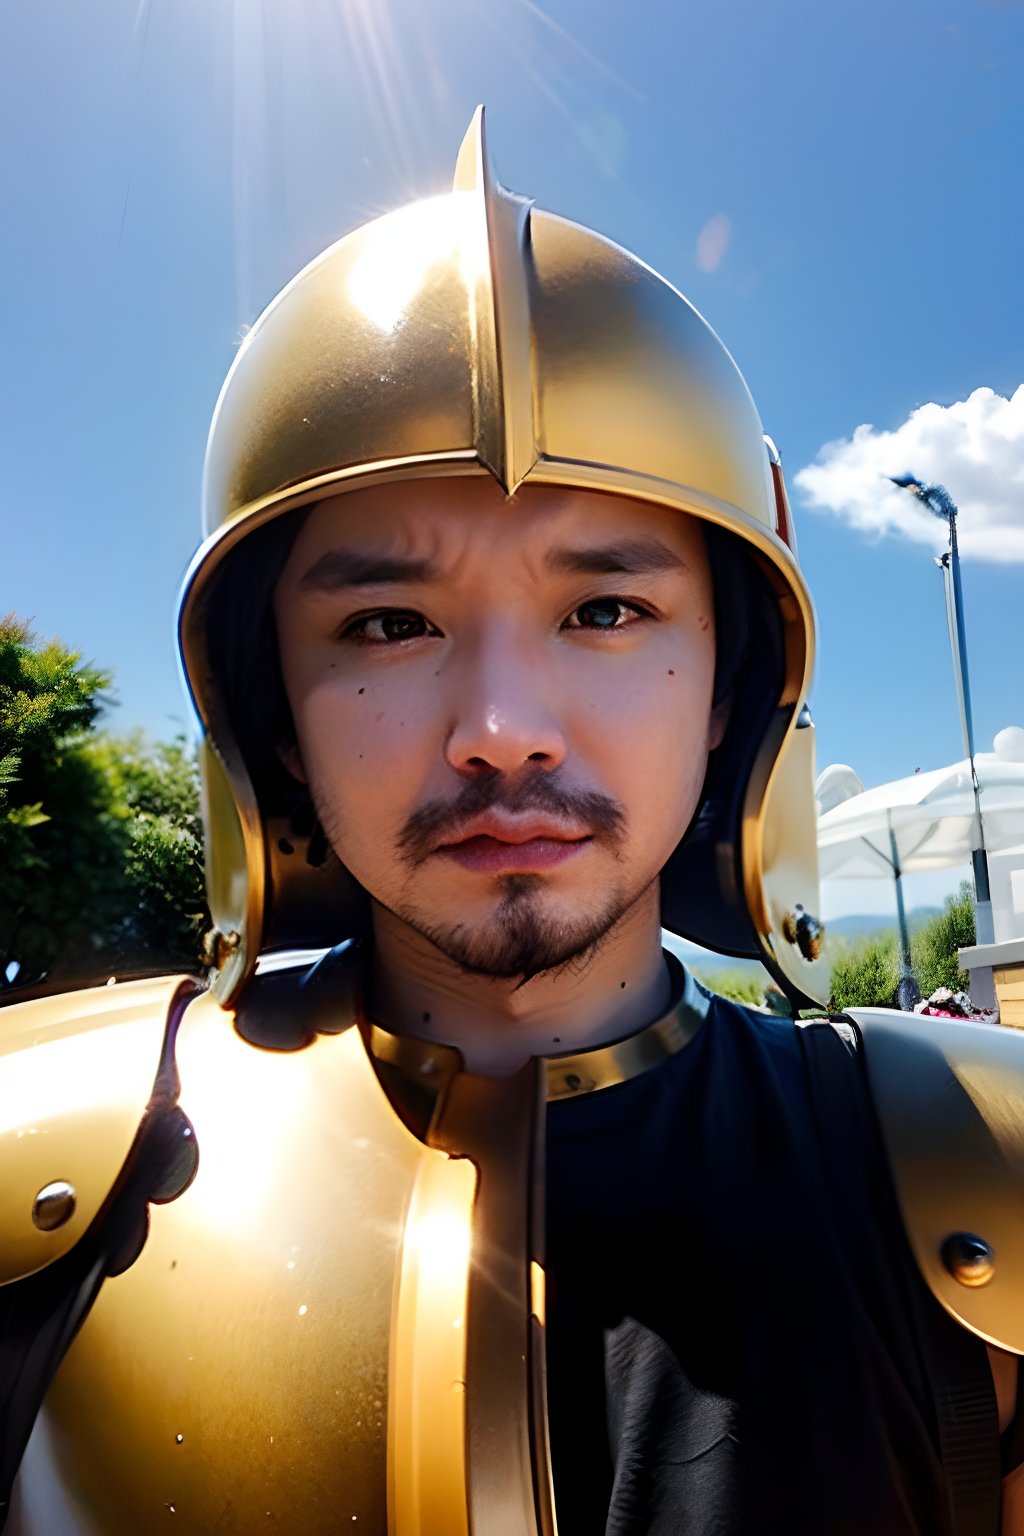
left=545, top=979, right=990, bottom=1535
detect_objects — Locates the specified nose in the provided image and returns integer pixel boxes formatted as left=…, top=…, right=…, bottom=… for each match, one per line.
left=444, top=623, right=569, bottom=777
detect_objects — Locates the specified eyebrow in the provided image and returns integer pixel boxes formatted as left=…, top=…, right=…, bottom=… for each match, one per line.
left=299, top=534, right=686, bottom=590
left=545, top=537, right=686, bottom=577
left=299, top=549, right=439, bottom=590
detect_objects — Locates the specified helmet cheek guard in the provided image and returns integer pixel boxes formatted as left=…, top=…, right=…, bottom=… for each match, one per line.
left=180, top=108, right=829, bottom=1010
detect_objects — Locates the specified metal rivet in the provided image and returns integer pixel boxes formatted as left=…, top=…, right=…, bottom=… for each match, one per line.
left=942, top=1232, right=995, bottom=1288
left=32, top=1181, right=77, bottom=1232
left=202, top=926, right=241, bottom=970
left=781, top=904, right=825, bottom=962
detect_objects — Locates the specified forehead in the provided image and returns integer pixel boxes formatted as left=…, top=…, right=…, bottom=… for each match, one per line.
left=280, top=475, right=709, bottom=585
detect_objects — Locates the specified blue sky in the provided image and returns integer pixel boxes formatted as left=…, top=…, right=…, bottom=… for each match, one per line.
left=2, top=0, right=1022, bottom=919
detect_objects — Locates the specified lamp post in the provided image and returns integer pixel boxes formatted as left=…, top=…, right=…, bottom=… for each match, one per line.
left=888, top=474, right=994, bottom=950
left=886, top=814, right=920, bottom=1012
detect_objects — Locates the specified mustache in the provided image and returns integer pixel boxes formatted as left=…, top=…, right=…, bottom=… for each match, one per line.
left=397, top=773, right=626, bottom=866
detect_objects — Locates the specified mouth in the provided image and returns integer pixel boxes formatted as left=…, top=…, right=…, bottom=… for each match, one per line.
left=437, top=814, right=593, bottom=875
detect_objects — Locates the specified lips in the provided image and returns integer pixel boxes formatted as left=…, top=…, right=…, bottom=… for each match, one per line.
left=438, top=813, right=592, bottom=875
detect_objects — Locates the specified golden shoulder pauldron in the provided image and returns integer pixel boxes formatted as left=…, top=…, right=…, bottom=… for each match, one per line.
left=850, top=1006, right=1024, bottom=1354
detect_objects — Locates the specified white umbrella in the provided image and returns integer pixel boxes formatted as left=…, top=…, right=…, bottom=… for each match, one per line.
left=816, top=729, right=1024, bottom=1007
left=818, top=730, right=1024, bottom=882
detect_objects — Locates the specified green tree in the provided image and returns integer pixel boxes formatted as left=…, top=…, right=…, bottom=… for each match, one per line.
left=84, top=733, right=208, bottom=973
left=1, top=614, right=122, bottom=986
left=1, top=616, right=208, bottom=991
left=912, top=881, right=975, bottom=997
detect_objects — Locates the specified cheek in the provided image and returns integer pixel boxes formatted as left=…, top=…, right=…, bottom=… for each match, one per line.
left=291, top=676, right=434, bottom=824
left=567, top=647, right=714, bottom=846
left=567, top=625, right=715, bottom=735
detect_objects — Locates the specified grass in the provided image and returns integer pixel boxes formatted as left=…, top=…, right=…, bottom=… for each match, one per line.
left=691, top=965, right=772, bottom=1008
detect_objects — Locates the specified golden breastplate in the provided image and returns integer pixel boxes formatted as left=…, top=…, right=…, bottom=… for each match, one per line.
left=12, top=970, right=553, bottom=1536
left=8, top=945, right=711, bottom=1536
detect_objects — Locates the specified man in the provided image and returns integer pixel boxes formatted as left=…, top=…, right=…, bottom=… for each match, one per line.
left=4, top=110, right=1024, bottom=1534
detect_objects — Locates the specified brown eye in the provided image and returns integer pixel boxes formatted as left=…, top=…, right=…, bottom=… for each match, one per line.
left=344, top=611, right=437, bottom=643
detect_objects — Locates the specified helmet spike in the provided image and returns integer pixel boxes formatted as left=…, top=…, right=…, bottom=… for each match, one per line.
left=452, top=103, right=488, bottom=194
left=453, top=107, right=538, bottom=493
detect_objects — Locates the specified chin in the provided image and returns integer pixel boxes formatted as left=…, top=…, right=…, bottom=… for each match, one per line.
left=396, top=876, right=634, bottom=982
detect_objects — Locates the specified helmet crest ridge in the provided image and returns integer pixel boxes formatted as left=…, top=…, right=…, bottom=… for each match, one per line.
left=453, top=106, right=538, bottom=494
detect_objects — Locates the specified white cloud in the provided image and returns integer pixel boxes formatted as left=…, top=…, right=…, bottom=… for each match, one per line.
left=793, top=385, right=1024, bottom=561
left=695, top=213, right=731, bottom=273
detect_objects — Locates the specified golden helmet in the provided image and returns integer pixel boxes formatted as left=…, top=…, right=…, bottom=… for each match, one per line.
left=178, top=109, right=828, bottom=1008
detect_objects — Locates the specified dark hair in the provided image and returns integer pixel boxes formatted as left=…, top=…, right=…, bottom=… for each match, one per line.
left=704, top=522, right=756, bottom=708
left=203, top=510, right=313, bottom=828
left=665, top=527, right=785, bottom=952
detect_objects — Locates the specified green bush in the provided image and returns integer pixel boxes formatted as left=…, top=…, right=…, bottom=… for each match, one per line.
left=828, top=933, right=900, bottom=1011
left=826, top=882, right=978, bottom=1012
left=912, top=881, right=975, bottom=997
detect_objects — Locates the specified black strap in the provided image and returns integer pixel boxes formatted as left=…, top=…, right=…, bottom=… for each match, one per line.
left=1001, top=1353, right=1024, bottom=1476
left=0, top=1241, right=108, bottom=1528
left=798, top=1019, right=1002, bottom=1536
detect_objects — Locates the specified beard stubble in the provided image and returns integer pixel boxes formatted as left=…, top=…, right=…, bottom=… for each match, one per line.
left=316, top=770, right=638, bottom=981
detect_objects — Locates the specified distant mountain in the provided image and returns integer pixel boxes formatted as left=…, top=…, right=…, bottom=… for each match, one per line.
left=662, top=905, right=944, bottom=978
left=662, top=932, right=766, bottom=977
left=824, top=907, right=941, bottom=940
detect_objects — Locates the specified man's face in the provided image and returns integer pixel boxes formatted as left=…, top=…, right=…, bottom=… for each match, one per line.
left=274, top=477, right=725, bottom=979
